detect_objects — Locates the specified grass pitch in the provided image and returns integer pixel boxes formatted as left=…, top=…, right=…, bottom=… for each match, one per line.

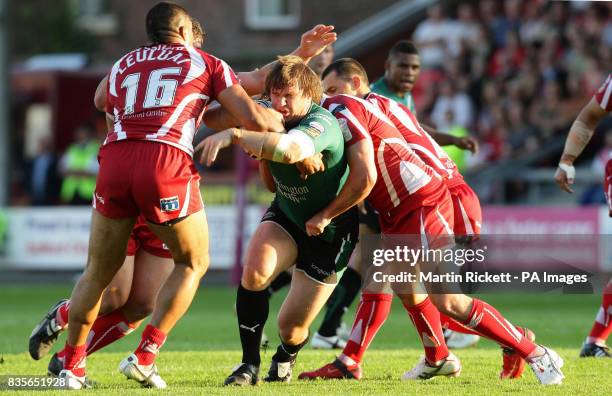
left=0, top=284, right=610, bottom=395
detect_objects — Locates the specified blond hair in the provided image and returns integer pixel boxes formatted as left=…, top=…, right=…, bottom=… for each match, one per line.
left=264, top=55, right=323, bottom=104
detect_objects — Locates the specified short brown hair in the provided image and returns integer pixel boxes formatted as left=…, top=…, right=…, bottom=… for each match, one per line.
left=321, top=58, right=370, bottom=85
left=264, top=55, right=323, bottom=104
left=146, top=2, right=190, bottom=44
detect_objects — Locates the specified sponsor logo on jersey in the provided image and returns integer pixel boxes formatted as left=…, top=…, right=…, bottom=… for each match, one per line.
left=302, top=124, right=323, bottom=138
left=337, top=118, right=353, bottom=142
left=309, top=121, right=325, bottom=133
left=160, top=196, right=180, bottom=212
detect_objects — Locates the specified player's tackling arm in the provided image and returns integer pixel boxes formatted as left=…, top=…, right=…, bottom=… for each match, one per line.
left=305, top=139, right=377, bottom=236
left=421, top=123, right=479, bottom=154
left=216, top=85, right=284, bottom=132
left=92, top=74, right=115, bottom=132
left=197, top=127, right=314, bottom=166
left=237, top=24, right=336, bottom=95
left=94, top=75, right=108, bottom=112
left=555, top=97, right=608, bottom=193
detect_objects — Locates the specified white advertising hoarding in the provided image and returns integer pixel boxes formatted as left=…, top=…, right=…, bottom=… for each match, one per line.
left=2, top=206, right=263, bottom=270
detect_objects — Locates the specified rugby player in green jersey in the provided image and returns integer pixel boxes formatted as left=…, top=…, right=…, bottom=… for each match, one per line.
left=198, top=55, right=375, bottom=385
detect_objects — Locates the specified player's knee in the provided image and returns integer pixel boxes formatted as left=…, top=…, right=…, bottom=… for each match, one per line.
left=122, top=301, right=154, bottom=322
left=100, top=286, right=130, bottom=313
left=241, top=265, right=274, bottom=291
left=179, top=252, right=209, bottom=278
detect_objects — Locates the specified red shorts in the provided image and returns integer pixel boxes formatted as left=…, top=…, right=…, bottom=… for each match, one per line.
left=449, top=182, right=482, bottom=237
left=94, top=141, right=203, bottom=223
left=379, top=187, right=455, bottom=249
left=605, top=158, right=612, bottom=217
left=126, top=215, right=172, bottom=258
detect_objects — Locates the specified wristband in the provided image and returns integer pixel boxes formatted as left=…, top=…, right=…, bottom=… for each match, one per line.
left=558, top=163, right=575, bottom=181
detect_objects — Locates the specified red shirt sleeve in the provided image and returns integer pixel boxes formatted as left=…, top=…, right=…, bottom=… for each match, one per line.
left=329, top=99, right=370, bottom=147
left=208, top=54, right=239, bottom=99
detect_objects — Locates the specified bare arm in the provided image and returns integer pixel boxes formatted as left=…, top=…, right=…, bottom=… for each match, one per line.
left=201, top=102, right=240, bottom=130
left=196, top=127, right=313, bottom=166
left=216, top=85, right=284, bottom=132
left=305, top=139, right=377, bottom=236
left=422, top=123, right=479, bottom=154
left=237, top=24, right=336, bottom=95
left=94, top=75, right=108, bottom=112
left=559, top=97, right=607, bottom=164
left=555, top=97, right=608, bottom=193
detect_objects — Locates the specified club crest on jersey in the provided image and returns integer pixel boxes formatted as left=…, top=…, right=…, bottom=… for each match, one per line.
left=160, top=196, right=180, bottom=212
left=303, top=121, right=324, bottom=138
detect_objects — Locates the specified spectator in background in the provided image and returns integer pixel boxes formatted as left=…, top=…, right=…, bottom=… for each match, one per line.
left=431, top=79, right=474, bottom=130
left=482, top=0, right=522, bottom=49
left=59, top=123, right=99, bottom=205
left=308, top=44, right=334, bottom=77
left=506, top=101, right=538, bottom=156
left=28, top=136, right=60, bottom=205
left=488, top=30, right=525, bottom=80
left=370, top=41, right=421, bottom=112
left=449, top=3, right=481, bottom=57
left=529, top=80, right=570, bottom=140
left=412, top=4, right=454, bottom=70
left=440, top=109, right=469, bottom=172
left=519, top=2, right=549, bottom=45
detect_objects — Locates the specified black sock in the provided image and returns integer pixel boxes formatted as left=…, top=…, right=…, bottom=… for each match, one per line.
left=272, top=337, right=309, bottom=362
left=267, top=271, right=292, bottom=297
left=237, top=284, right=269, bottom=366
left=318, top=267, right=362, bottom=337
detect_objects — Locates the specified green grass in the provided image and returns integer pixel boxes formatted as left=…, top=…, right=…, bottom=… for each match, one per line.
left=0, top=284, right=610, bottom=395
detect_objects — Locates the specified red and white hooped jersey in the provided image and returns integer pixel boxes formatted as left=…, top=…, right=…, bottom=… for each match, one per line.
left=595, top=73, right=612, bottom=112
left=105, top=43, right=239, bottom=156
left=321, top=94, right=445, bottom=216
left=365, top=92, right=465, bottom=189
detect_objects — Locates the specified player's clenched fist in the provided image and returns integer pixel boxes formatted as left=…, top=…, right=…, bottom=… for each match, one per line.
left=305, top=212, right=332, bottom=236
left=296, top=153, right=325, bottom=180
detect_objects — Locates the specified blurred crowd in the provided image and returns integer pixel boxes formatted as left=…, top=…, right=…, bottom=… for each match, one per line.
left=410, top=0, right=611, bottom=172
left=12, top=0, right=612, bottom=207
left=23, top=123, right=100, bottom=206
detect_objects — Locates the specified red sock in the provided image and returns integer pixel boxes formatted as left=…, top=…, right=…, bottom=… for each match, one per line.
left=440, top=313, right=481, bottom=335
left=404, top=297, right=449, bottom=364
left=587, top=282, right=612, bottom=344
left=462, top=298, right=536, bottom=358
left=86, top=309, right=138, bottom=354
left=63, top=343, right=87, bottom=377
left=55, top=301, right=70, bottom=329
left=134, top=324, right=167, bottom=366
left=341, top=293, right=393, bottom=364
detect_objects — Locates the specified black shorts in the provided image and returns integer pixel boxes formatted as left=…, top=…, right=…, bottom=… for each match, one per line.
left=261, top=202, right=359, bottom=284
left=358, top=200, right=381, bottom=232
